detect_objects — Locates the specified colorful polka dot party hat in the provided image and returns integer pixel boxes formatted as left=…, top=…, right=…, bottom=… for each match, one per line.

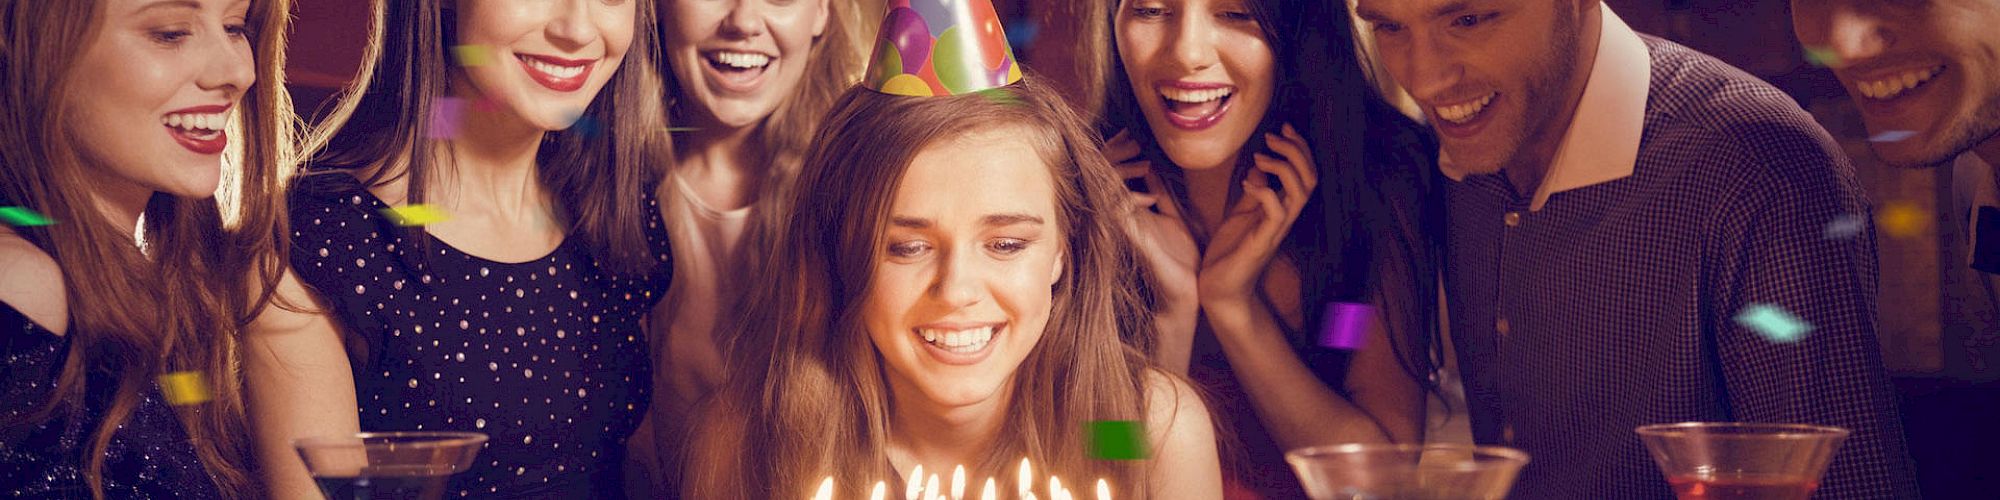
left=863, top=0, right=1023, bottom=96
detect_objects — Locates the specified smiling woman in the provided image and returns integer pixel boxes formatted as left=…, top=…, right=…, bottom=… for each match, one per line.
left=245, top=0, right=675, bottom=499
left=0, top=0, right=295, bottom=498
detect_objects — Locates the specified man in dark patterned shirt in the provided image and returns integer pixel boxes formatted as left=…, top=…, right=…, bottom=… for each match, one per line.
left=1355, top=0, right=1921, bottom=498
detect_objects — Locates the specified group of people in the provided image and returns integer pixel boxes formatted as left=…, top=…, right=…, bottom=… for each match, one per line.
left=0, top=0, right=1990, bottom=498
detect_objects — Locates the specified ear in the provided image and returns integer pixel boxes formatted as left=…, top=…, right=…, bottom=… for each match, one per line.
left=813, top=0, right=831, bottom=38
left=1049, top=252, right=1064, bottom=285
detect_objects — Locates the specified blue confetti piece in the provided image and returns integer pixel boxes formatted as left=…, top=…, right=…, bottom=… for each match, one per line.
left=1006, top=19, right=1041, bottom=47
left=1317, top=302, right=1374, bottom=350
left=1823, top=214, right=1865, bottom=239
left=1735, top=304, right=1814, bottom=343
left=1869, top=130, right=1917, bottom=143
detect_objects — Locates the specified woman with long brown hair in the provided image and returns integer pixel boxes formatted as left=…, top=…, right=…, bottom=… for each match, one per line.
left=244, top=0, right=674, bottom=498
left=0, top=0, right=294, bottom=497
left=642, top=0, right=863, bottom=490
left=683, top=5, right=1221, bottom=496
left=1102, top=0, right=1442, bottom=496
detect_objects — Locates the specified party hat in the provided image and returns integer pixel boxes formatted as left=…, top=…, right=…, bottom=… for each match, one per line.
left=863, top=0, right=1024, bottom=96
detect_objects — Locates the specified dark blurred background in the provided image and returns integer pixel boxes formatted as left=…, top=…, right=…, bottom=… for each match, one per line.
left=286, top=1, right=1995, bottom=496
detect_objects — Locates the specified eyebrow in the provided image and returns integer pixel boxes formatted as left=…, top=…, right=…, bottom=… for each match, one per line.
left=889, top=213, right=1046, bottom=229
left=1355, top=0, right=1477, bottom=23
left=136, top=0, right=203, bottom=14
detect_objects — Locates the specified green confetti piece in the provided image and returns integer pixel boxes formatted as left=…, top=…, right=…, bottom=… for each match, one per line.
left=0, top=206, right=53, bottom=226
left=452, top=44, right=496, bottom=67
left=1804, top=46, right=1843, bottom=68
left=1086, top=420, right=1149, bottom=460
left=1735, top=304, right=1814, bottom=343
left=379, top=205, right=452, bottom=227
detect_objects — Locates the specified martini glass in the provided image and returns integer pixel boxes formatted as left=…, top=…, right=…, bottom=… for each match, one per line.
left=1635, top=422, right=1848, bottom=500
left=1286, top=443, right=1530, bottom=500
left=294, top=431, right=487, bottom=500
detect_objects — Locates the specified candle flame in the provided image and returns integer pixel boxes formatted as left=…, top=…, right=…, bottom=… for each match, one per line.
left=872, top=481, right=888, bottom=500
left=980, top=477, right=997, bottom=500
left=926, top=473, right=941, bottom=500
left=812, top=476, right=834, bottom=500
left=907, top=465, right=925, bottom=500
left=1050, top=476, right=1063, bottom=500
left=1017, top=459, right=1032, bottom=495
left=1096, top=479, right=1110, bottom=500
left=951, top=465, right=966, bottom=499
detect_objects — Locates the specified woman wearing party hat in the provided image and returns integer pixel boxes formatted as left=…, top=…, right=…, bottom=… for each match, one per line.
left=680, top=2, right=1223, bottom=498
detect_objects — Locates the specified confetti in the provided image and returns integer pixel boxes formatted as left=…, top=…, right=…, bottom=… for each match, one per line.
left=1317, top=302, right=1374, bottom=350
left=1823, top=214, right=1865, bottom=239
left=1868, top=130, right=1917, bottom=143
left=1085, top=420, right=1148, bottom=460
left=157, top=371, right=211, bottom=405
left=0, top=206, right=54, bottom=227
left=1804, top=46, right=1843, bottom=68
left=1876, top=202, right=1929, bottom=239
left=452, top=44, right=497, bottom=67
left=569, top=115, right=600, bottom=137
left=1006, top=20, right=1042, bottom=47
left=427, top=97, right=466, bottom=139
left=1735, top=304, right=1814, bottom=343
left=379, top=205, right=452, bottom=226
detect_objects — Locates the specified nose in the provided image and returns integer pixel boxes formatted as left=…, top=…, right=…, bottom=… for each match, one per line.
left=1167, top=12, right=1219, bottom=73
left=1821, top=4, right=1891, bottom=66
left=545, top=0, right=602, bottom=49
left=928, top=247, right=984, bottom=311
left=197, top=26, right=255, bottom=100
left=1394, top=32, right=1463, bottom=107
left=720, top=0, right=768, bottom=39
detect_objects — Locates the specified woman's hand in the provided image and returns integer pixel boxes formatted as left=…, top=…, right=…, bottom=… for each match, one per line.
left=1198, top=124, right=1318, bottom=315
left=1106, top=130, right=1201, bottom=370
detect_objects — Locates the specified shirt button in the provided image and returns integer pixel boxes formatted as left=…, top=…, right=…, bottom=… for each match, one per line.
left=1496, top=317, right=1511, bottom=336
left=1504, top=212, right=1522, bottom=227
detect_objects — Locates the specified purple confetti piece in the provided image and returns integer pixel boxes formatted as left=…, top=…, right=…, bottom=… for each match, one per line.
left=427, top=97, right=465, bottom=139
left=1823, top=214, right=1865, bottom=239
left=1318, top=302, right=1375, bottom=350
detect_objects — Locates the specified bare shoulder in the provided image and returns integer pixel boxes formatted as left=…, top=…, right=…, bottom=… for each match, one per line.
left=1143, top=369, right=1212, bottom=433
left=1141, top=369, right=1223, bottom=498
left=0, top=228, right=67, bottom=334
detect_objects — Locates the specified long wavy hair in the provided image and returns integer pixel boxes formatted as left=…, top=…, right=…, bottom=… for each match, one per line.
left=0, top=0, right=296, bottom=498
left=300, top=0, right=672, bottom=277
left=1102, top=0, right=1443, bottom=401
left=687, top=75, right=1166, bottom=498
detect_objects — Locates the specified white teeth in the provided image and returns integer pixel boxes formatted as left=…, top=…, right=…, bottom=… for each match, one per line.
left=1159, top=86, right=1234, bottom=104
left=1436, top=93, right=1496, bottom=124
left=708, top=51, right=771, bottom=69
left=523, top=58, right=586, bottom=78
left=1856, top=66, right=1943, bottom=100
left=161, top=111, right=227, bottom=132
left=916, top=325, right=996, bottom=353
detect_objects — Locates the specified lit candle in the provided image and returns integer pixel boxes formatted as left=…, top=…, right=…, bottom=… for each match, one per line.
left=872, top=481, right=888, bottom=500
left=951, top=465, right=966, bottom=500
left=980, top=477, right=997, bottom=500
left=907, top=465, right=925, bottom=500
left=1095, top=479, right=1110, bottom=500
left=1017, top=459, right=1032, bottom=496
left=812, top=476, right=834, bottom=500
left=927, top=473, right=941, bottom=500
left=1049, top=476, right=1063, bottom=500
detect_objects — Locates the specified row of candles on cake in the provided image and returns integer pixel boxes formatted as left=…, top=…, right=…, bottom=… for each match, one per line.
left=809, top=459, right=1111, bottom=500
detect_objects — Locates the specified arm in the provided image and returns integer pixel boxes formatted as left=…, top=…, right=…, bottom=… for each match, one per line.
left=1144, top=371, right=1222, bottom=500
left=1708, top=130, right=1918, bottom=499
left=1106, top=129, right=1202, bottom=374
left=245, top=270, right=358, bottom=500
left=1204, top=300, right=1424, bottom=446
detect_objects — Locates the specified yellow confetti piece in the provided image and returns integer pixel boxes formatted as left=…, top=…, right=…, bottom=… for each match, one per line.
left=157, top=371, right=211, bottom=406
left=1877, top=203, right=1930, bottom=239
left=379, top=205, right=452, bottom=227
left=452, top=45, right=496, bottom=67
